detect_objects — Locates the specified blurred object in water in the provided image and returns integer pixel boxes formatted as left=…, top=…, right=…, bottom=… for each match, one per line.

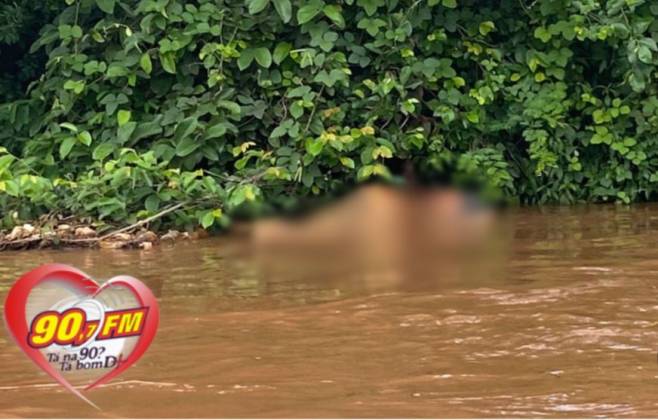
left=251, top=184, right=509, bottom=292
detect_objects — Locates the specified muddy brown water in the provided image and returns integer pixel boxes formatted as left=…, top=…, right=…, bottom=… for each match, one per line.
left=2, top=205, right=658, bottom=417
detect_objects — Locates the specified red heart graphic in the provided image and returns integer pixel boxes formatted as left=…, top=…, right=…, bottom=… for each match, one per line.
left=3, top=263, right=159, bottom=402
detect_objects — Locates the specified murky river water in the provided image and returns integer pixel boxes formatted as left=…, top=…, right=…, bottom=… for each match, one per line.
left=2, top=204, right=658, bottom=417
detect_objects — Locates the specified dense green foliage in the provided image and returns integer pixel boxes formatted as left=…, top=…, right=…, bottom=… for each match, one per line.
left=0, top=0, right=63, bottom=101
left=2, top=0, right=658, bottom=230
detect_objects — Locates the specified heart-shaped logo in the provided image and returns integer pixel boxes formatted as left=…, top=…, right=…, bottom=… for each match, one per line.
left=3, top=263, right=159, bottom=405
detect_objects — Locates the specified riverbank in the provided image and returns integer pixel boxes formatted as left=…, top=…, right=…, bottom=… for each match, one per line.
left=0, top=222, right=208, bottom=251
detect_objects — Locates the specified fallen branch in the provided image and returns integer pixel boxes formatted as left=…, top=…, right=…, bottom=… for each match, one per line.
left=98, top=201, right=189, bottom=241
left=0, top=236, right=42, bottom=250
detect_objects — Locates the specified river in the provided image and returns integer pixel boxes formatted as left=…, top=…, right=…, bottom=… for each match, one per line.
left=1, top=203, right=658, bottom=417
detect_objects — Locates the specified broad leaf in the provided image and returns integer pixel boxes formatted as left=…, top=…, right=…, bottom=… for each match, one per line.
left=96, top=0, right=115, bottom=13
left=247, top=0, right=270, bottom=14
left=253, top=48, right=272, bottom=68
left=272, top=0, right=292, bottom=22
left=59, top=137, right=76, bottom=159
left=297, top=0, right=325, bottom=24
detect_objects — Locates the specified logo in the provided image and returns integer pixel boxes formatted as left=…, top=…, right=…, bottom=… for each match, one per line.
left=3, top=264, right=159, bottom=406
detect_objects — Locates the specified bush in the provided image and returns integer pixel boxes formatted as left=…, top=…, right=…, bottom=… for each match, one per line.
left=2, top=0, right=658, bottom=230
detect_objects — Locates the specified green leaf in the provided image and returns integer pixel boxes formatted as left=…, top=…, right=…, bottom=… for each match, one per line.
left=238, top=49, right=255, bottom=70
left=340, top=157, right=355, bottom=168
left=201, top=210, right=215, bottom=228
left=59, top=137, right=76, bottom=159
left=286, top=85, right=311, bottom=98
left=218, top=100, right=241, bottom=115
left=92, top=144, right=115, bottom=161
left=247, top=0, right=270, bottom=14
left=273, top=42, right=292, bottom=65
left=253, top=48, right=272, bottom=68
left=356, top=0, right=384, bottom=16
left=272, top=0, right=292, bottom=22
left=59, top=122, right=78, bottom=133
left=117, top=110, right=132, bottom=127
left=357, top=18, right=386, bottom=36
left=534, top=27, right=551, bottom=42
left=133, top=120, right=163, bottom=142
left=227, top=185, right=252, bottom=208
left=442, top=0, right=457, bottom=7
left=629, top=68, right=646, bottom=92
left=305, top=138, right=324, bottom=156
left=238, top=48, right=272, bottom=69
left=206, top=123, right=229, bottom=139
left=271, top=124, right=288, bottom=138
left=479, top=21, right=495, bottom=36
left=145, top=195, right=160, bottom=212
left=159, top=52, right=177, bottom=74
left=175, top=136, right=200, bottom=157
left=64, top=80, right=85, bottom=94
left=323, top=5, right=345, bottom=28
left=297, top=0, right=325, bottom=24
left=140, top=53, right=153, bottom=74
left=58, top=25, right=72, bottom=39
left=313, top=69, right=346, bottom=87
left=638, top=45, right=653, bottom=64
left=4, top=180, right=19, bottom=197
left=357, top=164, right=374, bottom=180
left=290, top=101, right=304, bottom=119
left=117, top=122, right=137, bottom=143
left=174, top=117, right=199, bottom=142
left=96, top=0, right=115, bottom=13
left=71, top=25, right=83, bottom=39
left=78, top=131, right=92, bottom=146
left=0, top=155, right=15, bottom=176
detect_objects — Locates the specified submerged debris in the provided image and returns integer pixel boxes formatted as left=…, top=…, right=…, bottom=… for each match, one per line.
left=140, top=241, right=153, bottom=250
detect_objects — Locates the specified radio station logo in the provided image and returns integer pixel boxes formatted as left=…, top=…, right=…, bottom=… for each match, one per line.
left=3, top=264, right=159, bottom=405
